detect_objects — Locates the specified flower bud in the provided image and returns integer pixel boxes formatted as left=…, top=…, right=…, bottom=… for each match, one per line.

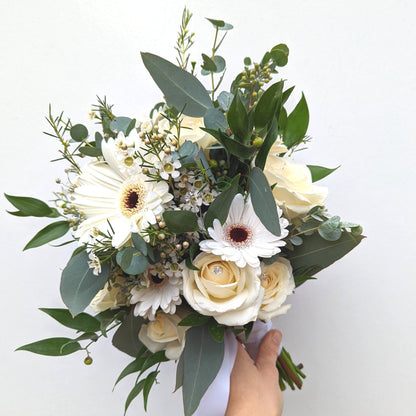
left=253, top=137, right=264, bottom=147
left=84, top=356, right=93, bottom=365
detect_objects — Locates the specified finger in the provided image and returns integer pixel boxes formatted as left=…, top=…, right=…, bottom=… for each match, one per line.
left=255, top=330, right=282, bottom=374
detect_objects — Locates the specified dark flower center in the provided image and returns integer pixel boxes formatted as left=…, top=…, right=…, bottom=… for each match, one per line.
left=226, top=224, right=252, bottom=247
left=126, top=191, right=139, bottom=209
left=150, top=274, right=165, bottom=286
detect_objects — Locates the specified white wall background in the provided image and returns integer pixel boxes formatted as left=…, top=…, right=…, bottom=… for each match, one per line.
left=0, top=0, right=415, bottom=415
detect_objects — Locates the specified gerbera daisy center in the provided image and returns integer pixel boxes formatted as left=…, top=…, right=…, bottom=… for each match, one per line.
left=226, top=224, right=252, bottom=247
left=120, top=183, right=146, bottom=217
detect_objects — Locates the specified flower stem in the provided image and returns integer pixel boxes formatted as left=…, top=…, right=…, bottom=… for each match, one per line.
left=276, top=347, right=305, bottom=390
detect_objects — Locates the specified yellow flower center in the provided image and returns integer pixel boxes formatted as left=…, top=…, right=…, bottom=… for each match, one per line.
left=120, top=183, right=146, bottom=217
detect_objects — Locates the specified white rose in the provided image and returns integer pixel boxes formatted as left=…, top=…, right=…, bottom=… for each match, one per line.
left=182, top=252, right=264, bottom=326
left=269, top=137, right=288, bottom=154
left=258, top=258, right=295, bottom=321
left=264, top=155, right=328, bottom=219
left=138, top=311, right=188, bottom=360
left=176, top=116, right=217, bottom=148
left=90, top=274, right=127, bottom=313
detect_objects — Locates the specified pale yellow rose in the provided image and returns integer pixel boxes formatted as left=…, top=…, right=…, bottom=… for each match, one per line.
left=269, top=138, right=288, bottom=154
left=264, top=155, right=328, bottom=219
left=182, top=252, right=264, bottom=326
left=89, top=274, right=128, bottom=313
left=258, top=258, right=295, bottom=321
left=176, top=116, right=217, bottom=148
left=138, top=311, right=188, bottom=360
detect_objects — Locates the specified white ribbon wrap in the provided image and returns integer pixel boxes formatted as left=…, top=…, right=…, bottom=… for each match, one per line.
left=193, top=320, right=279, bottom=416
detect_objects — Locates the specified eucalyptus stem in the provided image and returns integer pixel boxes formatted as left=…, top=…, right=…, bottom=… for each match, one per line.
left=210, top=26, right=219, bottom=101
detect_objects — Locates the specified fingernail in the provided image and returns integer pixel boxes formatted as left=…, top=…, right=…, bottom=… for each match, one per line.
left=272, top=330, right=282, bottom=345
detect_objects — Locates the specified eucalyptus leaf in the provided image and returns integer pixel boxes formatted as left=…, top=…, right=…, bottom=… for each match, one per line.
left=95, top=131, right=103, bottom=149
left=217, top=91, right=233, bottom=111
left=175, top=353, right=185, bottom=392
left=39, top=308, right=100, bottom=332
left=213, top=55, right=226, bottom=73
left=70, top=124, right=88, bottom=142
left=206, top=18, right=233, bottom=30
left=177, top=140, right=199, bottom=164
left=16, top=338, right=82, bottom=356
left=307, top=165, right=340, bottom=182
left=123, top=252, right=148, bottom=275
left=163, top=211, right=199, bottom=234
left=79, top=145, right=102, bottom=157
left=270, top=44, right=289, bottom=67
left=183, top=325, right=225, bottom=416
left=112, top=312, right=145, bottom=357
left=204, top=107, right=227, bottom=131
left=116, top=247, right=134, bottom=271
left=24, top=220, right=69, bottom=250
left=204, top=175, right=239, bottom=229
left=201, top=54, right=217, bottom=72
left=282, top=93, right=309, bottom=148
left=131, top=233, right=148, bottom=255
left=141, top=52, right=213, bottom=117
left=249, top=168, right=281, bottom=236
left=110, top=117, right=133, bottom=135
left=60, top=251, right=110, bottom=316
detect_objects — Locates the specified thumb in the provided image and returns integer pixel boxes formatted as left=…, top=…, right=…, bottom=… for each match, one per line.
left=255, top=329, right=282, bottom=374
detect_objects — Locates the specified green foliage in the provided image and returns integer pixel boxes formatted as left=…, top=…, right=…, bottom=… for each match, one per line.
left=143, top=370, right=159, bottom=410
left=227, top=92, right=249, bottom=142
left=182, top=325, right=225, bottom=416
left=124, top=379, right=146, bottom=415
left=286, top=230, right=364, bottom=286
left=112, top=312, right=145, bottom=357
left=201, top=53, right=217, bottom=72
left=5, top=194, right=59, bottom=218
left=175, top=353, right=184, bottom=392
left=39, top=308, right=101, bottom=332
left=204, top=107, right=227, bottom=131
left=163, top=210, right=199, bottom=234
left=95, top=309, right=126, bottom=336
left=249, top=168, right=281, bottom=236
left=131, top=233, right=148, bottom=255
left=141, top=52, right=213, bottom=117
left=318, top=216, right=342, bottom=241
left=60, top=251, right=110, bottom=316
left=282, top=93, right=309, bottom=148
left=114, top=347, right=147, bottom=388
left=204, top=175, right=240, bottom=229
left=253, top=81, right=283, bottom=132
left=307, top=165, right=340, bottom=182
left=110, top=117, right=136, bottom=135
left=206, top=18, right=233, bottom=31
left=178, top=312, right=210, bottom=327
left=208, top=320, right=226, bottom=343
left=70, top=124, right=88, bottom=142
left=116, top=247, right=148, bottom=275
left=217, top=91, right=233, bottom=111
left=24, top=221, right=69, bottom=250
left=270, top=44, right=289, bottom=67
left=79, top=145, right=102, bottom=157
left=16, top=337, right=82, bottom=356
left=255, top=116, right=279, bottom=170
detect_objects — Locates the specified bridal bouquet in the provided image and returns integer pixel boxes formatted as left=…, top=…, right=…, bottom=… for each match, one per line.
left=7, top=9, right=363, bottom=416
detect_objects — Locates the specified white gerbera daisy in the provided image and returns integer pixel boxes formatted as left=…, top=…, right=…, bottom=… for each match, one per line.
left=71, top=139, right=173, bottom=249
left=131, top=265, right=182, bottom=320
left=199, top=193, right=289, bottom=269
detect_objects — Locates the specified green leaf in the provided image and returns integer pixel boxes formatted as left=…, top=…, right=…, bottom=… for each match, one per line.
left=185, top=243, right=200, bottom=271
left=70, top=124, right=89, bottom=142
left=249, top=167, right=281, bottom=236
left=282, top=93, right=309, bottom=148
left=123, top=251, right=148, bottom=275
left=217, top=91, right=233, bottom=111
left=24, top=221, right=69, bottom=250
left=131, top=233, right=147, bottom=255
left=307, top=165, right=340, bottom=182
left=270, top=44, right=289, bottom=67
left=141, top=52, right=213, bottom=117
left=114, top=353, right=147, bottom=388
left=227, top=93, right=249, bottom=142
left=208, top=320, right=225, bottom=343
left=112, top=312, right=145, bottom=357
left=163, top=211, right=199, bottom=234
left=244, top=57, right=252, bottom=66
left=4, top=194, right=54, bottom=217
left=60, top=251, right=110, bottom=316
left=16, top=337, right=82, bottom=356
left=140, top=350, right=169, bottom=375
left=175, top=353, right=185, bottom=392
left=116, top=247, right=134, bottom=271
left=286, top=231, right=365, bottom=286
left=294, top=276, right=317, bottom=286
left=254, top=81, right=283, bottom=132
left=178, top=312, right=210, bottom=327
left=213, top=55, right=226, bottom=73
left=95, top=309, right=125, bottom=336
left=204, top=107, right=226, bottom=131
left=204, top=175, right=239, bottom=229
left=206, top=18, right=233, bottom=30
left=255, top=116, right=279, bottom=170
left=124, top=379, right=146, bottom=415
left=201, top=53, right=217, bottom=72
left=183, top=325, right=225, bottom=416
left=39, top=308, right=100, bottom=332
left=110, top=117, right=134, bottom=135
left=177, top=140, right=199, bottom=164
left=95, top=131, right=103, bottom=149
left=79, top=145, right=102, bottom=157
left=143, top=370, right=159, bottom=411
left=318, top=216, right=342, bottom=241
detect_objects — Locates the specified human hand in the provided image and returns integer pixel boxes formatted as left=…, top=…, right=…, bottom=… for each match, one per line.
left=225, top=330, right=283, bottom=416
